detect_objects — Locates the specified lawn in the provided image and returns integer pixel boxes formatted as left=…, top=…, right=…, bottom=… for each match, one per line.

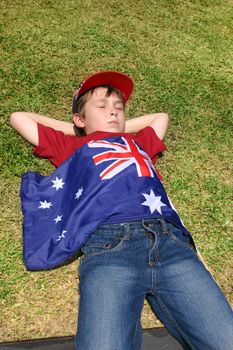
left=1, top=0, right=232, bottom=342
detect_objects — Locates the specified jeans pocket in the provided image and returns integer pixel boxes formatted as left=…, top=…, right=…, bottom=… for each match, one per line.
left=80, top=232, right=125, bottom=259
left=168, top=226, right=195, bottom=249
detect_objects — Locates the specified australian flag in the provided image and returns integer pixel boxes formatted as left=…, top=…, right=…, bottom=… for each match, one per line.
left=21, top=135, right=190, bottom=270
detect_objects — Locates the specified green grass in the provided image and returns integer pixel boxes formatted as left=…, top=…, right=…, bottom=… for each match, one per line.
left=1, top=0, right=233, bottom=341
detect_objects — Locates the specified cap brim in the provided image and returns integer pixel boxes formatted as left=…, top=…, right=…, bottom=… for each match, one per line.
left=75, top=71, right=134, bottom=103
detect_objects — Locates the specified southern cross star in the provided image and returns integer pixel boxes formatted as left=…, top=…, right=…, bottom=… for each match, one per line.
left=75, top=187, right=84, bottom=199
left=39, top=200, right=53, bottom=209
left=52, top=177, right=65, bottom=191
left=141, top=189, right=166, bottom=215
left=56, top=230, right=67, bottom=242
left=54, top=215, right=63, bottom=224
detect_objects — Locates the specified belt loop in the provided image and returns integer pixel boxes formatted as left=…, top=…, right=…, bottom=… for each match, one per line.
left=157, top=218, right=169, bottom=234
left=122, top=223, right=131, bottom=239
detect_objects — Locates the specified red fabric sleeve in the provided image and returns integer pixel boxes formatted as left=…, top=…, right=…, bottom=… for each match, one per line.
left=33, top=123, right=81, bottom=167
left=134, top=126, right=167, bottom=163
left=33, top=124, right=166, bottom=168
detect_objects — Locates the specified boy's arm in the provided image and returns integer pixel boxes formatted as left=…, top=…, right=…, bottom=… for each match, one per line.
left=125, top=113, right=169, bottom=140
left=10, top=112, right=76, bottom=146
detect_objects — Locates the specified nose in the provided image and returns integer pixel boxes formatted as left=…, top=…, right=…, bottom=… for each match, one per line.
left=108, top=103, right=118, bottom=118
left=109, top=108, right=118, bottom=118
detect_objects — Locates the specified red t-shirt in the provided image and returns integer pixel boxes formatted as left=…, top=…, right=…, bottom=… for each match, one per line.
left=33, top=123, right=166, bottom=168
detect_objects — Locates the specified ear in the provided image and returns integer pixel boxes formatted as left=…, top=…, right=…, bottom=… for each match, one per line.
left=73, top=113, right=85, bottom=129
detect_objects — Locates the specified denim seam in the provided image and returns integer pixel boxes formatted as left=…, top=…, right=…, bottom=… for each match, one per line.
left=143, top=224, right=161, bottom=265
left=80, top=238, right=125, bottom=260
left=168, top=229, right=194, bottom=250
left=156, top=295, right=197, bottom=350
left=133, top=315, right=142, bottom=348
left=151, top=267, right=156, bottom=295
left=157, top=218, right=169, bottom=234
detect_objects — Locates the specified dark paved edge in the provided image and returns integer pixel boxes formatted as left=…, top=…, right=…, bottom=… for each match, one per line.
left=0, top=327, right=184, bottom=350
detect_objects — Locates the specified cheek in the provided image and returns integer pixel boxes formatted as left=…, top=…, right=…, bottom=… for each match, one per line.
left=120, top=113, right=125, bottom=124
left=89, top=114, right=105, bottom=131
left=95, top=113, right=106, bottom=124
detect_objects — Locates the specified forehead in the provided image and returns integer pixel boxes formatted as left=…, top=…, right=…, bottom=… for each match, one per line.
left=89, top=87, right=123, bottom=102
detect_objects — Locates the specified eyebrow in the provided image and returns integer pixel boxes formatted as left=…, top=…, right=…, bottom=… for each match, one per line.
left=95, top=98, right=123, bottom=105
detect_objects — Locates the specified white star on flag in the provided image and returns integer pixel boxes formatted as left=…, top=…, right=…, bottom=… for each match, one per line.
left=54, top=215, right=63, bottom=224
left=56, top=230, right=67, bottom=242
left=52, top=177, right=65, bottom=191
left=39, top=200, right=53, bottom=209
left=141, top=190, right=166, bottom=214
left=75, top=187, right=84, bottom=199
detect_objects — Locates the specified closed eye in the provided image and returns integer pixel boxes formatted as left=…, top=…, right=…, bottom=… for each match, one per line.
left=115, top=103, right=124, bottom=110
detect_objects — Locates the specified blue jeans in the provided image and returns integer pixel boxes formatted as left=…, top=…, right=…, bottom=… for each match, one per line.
left=75, top=219, right=233, bottom=350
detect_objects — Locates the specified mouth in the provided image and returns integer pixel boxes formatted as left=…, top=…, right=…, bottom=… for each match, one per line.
left=108, top=121, right=118, bottom=125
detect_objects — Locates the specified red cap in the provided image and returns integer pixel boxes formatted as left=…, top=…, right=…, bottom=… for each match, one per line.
left=72, top=71, right=134, bottom=112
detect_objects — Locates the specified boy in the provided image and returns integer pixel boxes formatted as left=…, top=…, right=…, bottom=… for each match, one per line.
left=10, top=71, right=233, bottom=350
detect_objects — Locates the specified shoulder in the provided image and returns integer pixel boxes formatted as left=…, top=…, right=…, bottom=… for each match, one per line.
left=134, top=125, right=166, bottom=146
left=133, top=126, right=167, bottom=162
left=34, top=123, right=87, bottom=166
left=37, top=123, right=84, bottom=145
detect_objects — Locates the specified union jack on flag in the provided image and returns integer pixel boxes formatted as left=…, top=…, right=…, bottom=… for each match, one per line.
left=21, top=135, right=190, bottom=271
left=88, top=137, right=155, bottom=179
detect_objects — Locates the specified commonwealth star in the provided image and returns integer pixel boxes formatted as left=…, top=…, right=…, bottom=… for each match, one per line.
left=141, top=190, right=166, bottom=214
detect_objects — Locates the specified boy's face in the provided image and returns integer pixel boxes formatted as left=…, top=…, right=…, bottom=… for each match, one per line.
left=73, top=87, right=126, bottom=134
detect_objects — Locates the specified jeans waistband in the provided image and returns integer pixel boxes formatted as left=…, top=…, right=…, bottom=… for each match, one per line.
left=97, top=218, right=170, bottom=236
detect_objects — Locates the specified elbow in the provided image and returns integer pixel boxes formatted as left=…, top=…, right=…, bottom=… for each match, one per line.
left=154, top=112, right=169, bottom=126
left=10, top=112, right=23, bottom=129
left=10, top=112, right=18, bottom=128
left=151, top=113, right=169, bottom=141
left=159, top=112, right=169, bottom=128
left=151, top=112, right=169, bottom=121
left=160, top=112, right=169, bottom=122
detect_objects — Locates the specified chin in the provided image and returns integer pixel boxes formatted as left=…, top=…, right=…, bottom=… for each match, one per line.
left=110, top=126, right=125, bottom=133
left=111, top=128, right=124, bottom=133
